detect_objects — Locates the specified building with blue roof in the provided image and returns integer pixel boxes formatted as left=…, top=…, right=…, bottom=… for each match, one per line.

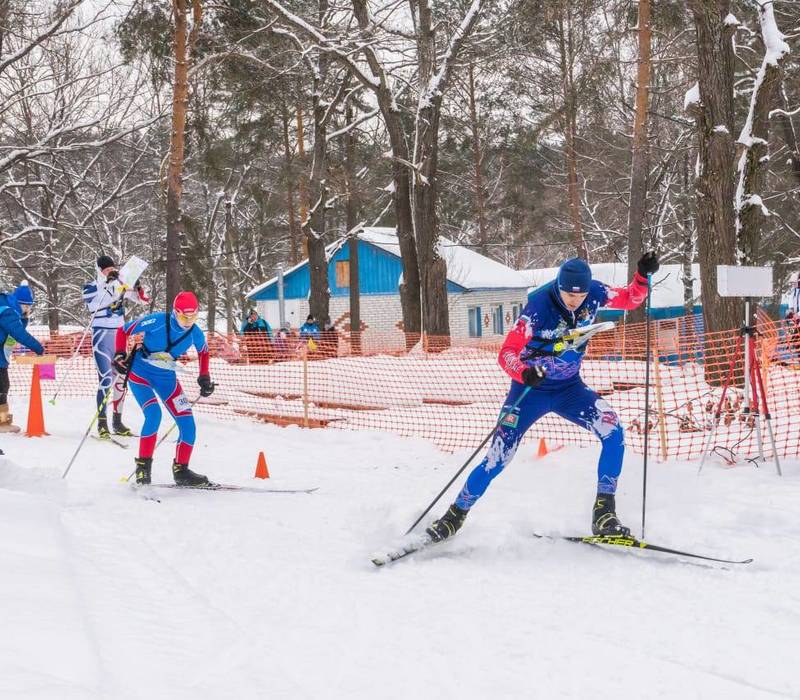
left=245, top=227, right=531, bottom=348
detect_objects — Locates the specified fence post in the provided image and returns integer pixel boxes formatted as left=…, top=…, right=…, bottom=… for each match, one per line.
left=653, top=340, right=668, bottom=461
left=302, top=344, right=309, bottom=428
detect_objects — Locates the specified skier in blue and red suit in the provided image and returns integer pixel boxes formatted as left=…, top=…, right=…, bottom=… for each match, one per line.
left=426, top=252, right=660, bottom=542
left=113, top=291, right=216, bottom=486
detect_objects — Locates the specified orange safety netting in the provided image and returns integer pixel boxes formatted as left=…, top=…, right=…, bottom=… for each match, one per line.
left=8, top=314, right=800, bottom=462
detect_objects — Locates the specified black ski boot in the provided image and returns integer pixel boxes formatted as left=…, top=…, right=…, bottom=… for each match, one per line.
left=135, top=457, right=152, bottom=485
left=592, top=493, right=630, bottom=537
left=97, top=414, right=110, bottom=439
left=172, top=461, right=210, bottom=487
left=113, top=412, right=134, bottom=437
left=426, top=503, right=469, bottom=543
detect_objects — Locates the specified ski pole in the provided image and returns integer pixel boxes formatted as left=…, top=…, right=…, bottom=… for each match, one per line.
left=62, top=347, right=136, bottom=479
left=62, top=387, right=114, bottom=479
left=122, top=394, right=204, bottom=482
left=405, top=385, right=532, bottom=535
left=641, top=273, right=653, bottom=539
left=50, top=284, right=119, bottom=405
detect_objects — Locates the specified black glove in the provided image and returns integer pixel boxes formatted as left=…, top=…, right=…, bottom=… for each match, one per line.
left=521, top=364, right=547, bottom=387
left=112, top=351, right=130, bottom=375
left=637, top=251, right=660, bottom=277
left=198, top=374, right=215, bottom=398
left=106, top=269, right=120, bottom=282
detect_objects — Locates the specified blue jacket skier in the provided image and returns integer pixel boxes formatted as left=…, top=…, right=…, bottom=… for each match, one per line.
left=114, top=291, right=215, bottom=486
left=426, top=253, right=660, bottom=542
left=0, top=282, right=45, bottom=432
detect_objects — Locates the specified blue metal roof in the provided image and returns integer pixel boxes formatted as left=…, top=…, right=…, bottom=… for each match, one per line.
left=248, top=239, right=465, bottom=301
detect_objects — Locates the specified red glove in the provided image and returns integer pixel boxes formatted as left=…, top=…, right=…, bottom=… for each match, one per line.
left=134, top=280, right=149, bottom=302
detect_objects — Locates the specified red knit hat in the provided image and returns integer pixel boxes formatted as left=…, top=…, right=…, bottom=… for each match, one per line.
left=173, top=291, right=199, bottom=315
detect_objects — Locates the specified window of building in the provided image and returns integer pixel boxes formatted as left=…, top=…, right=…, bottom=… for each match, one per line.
left=492, top=305, right=504, bottom=335
left=468, top=306, right=482, bottom=338
left=335, top=260, right=350, bottom=287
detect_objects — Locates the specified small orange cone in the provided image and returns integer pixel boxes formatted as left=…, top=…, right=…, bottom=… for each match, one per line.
left=254, top=451, right=270, bottom=479
left=536, top=438, right=549, bottom=459
left=25, top=364, right=49, bottom=438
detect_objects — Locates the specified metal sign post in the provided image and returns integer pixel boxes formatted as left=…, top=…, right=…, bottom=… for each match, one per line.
left=699, top=266, right=781, bottom=475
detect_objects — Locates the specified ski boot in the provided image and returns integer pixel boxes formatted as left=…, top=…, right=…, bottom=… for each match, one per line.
left=592, top=493, right=630, bottom=537
left=0, top=403, right=21, bottom=433
left=97, top=414, right=110, bottom=439
left=134, top=457, right=152, bottom=485
left=426, top=503, right=469, bottom=543
left=112, top=412, right=134, bottom=437
left=172, top=460, right=210, bottom=487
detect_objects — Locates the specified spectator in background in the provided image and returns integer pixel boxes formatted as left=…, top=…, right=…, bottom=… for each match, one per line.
left=319, top=317, right=339, bottom=359
left=239, top=309, right=273, bottom=363
left=272, top=322, right=294, bottom=362
left=786, top=275, right=800, bottom=359
left=0, top=282, right=45, bottom=434
left=299, top=314, right=320, bottom=343
left=240, top=309, right=272, bottom=339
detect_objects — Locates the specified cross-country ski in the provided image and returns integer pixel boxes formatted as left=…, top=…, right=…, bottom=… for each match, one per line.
left=532, top=533, right=753, bottom=565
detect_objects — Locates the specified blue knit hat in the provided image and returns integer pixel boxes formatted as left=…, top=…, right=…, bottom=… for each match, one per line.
left=12, top=281, right=34, bottom=305
left=557, top=258, right=592, bottom=293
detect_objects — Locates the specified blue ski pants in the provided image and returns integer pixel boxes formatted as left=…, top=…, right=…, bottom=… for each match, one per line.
left=455, top=379, right=625, bottom=510
left=128, top=364, right=196, bottom=464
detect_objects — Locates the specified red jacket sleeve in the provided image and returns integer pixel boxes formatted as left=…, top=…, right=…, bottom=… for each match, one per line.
left=603, top=271, right=649, bottom=311
left=115, top=325, right=132, bottom=353
left=198, top=348, right=209, bottom=375
left=498, top=317, right=533, bottom=383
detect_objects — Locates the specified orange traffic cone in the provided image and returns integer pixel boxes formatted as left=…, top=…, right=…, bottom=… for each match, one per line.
left=536, top=438, right=549, bottom=459
left=25, top=365, right=49, bottom=438
left=254, top=451, right=270, bottom=479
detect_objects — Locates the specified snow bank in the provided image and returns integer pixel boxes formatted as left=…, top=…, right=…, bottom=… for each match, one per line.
left=1, top=400, right=798, bottom=697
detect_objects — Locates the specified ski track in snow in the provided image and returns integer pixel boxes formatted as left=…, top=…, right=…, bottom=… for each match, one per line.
left=1, top=397, right=799, bottom=699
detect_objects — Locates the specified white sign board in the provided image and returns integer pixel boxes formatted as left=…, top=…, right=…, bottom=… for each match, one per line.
left=716, top=265, right=772, bottom=298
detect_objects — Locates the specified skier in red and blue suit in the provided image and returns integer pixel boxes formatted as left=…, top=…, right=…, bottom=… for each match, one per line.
left=426, top=252, right=660, bottom=542
left=113, top=291, right=216, bottom=486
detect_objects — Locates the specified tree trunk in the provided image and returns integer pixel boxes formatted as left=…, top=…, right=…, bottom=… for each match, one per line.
left=413, top=0, right=450, bottom=346
left=350, top=0, right=421, bottom=344
left=296, top=103, right=309, bottom=260
left=0, top=0, right=10, bottom=60
left=626, top=0, right=652, bottom=323
left=395, top=159, right=422, bottom=345
left=281, top=100, right=300, bottom=265
left=689, top=0, right=740, bottom=337
left=735, top=1, right=787, bottom=265
left=467, top=61, right=488, bottom=255
left=224, top=200, right=234, bottom=335
left=344, top=102, right=361, bottom=355
left=165, top=0, right=201, bottom=307
left=206, top=262, right=216, bottom=334
left=44, top=267, right=60, bottom=332
left=558, top=8, right=588, bottom=259
left=305, top=0, right=330, bottom=324
left=679, top=154, right=695, bottom=316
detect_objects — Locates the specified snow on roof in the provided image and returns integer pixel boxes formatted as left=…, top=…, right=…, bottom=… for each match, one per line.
left=246, top=227, right=529, bottom=298
left=520, top=263, right=702, bottom=309
left=358, top=227, right=529, bottom=290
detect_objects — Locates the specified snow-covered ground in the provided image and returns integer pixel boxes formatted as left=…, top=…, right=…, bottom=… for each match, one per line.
left=1, top=398, right=799, bottom=699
